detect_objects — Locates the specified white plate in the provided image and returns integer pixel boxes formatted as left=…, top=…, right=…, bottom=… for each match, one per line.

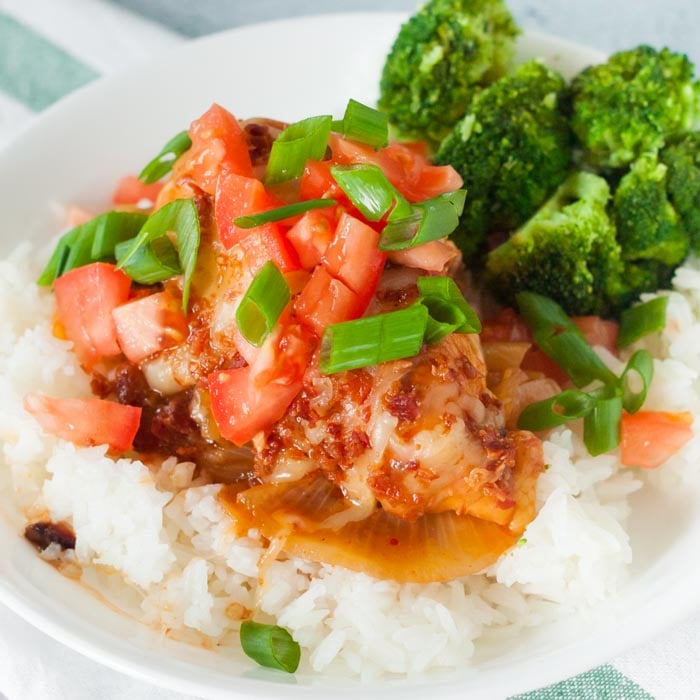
left=1, top=12, right=700, bottom=700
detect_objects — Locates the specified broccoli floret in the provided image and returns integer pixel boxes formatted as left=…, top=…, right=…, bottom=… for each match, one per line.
left=613, top=152, right=689, bottom=266
left=436, top=60, right=572, bottom=258
left=570, top=46, right=700, bottom=169
left=378, top=0, right=519, bottom=146
left=610, top=261, right=676, bottom=311
left=661, top=132, right=700, bottom=253
left=485, top=172, right=622, bottom=316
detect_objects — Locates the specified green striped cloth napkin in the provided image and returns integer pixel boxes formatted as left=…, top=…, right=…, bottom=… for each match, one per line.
left=0, top=2, right=697, bottom=699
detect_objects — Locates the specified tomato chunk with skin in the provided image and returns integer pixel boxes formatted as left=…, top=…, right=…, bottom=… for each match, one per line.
left=112, top=291, right=188, bottom=365
left=215, top=170, right=276, bottom=248
left=180, top=104, right=253, bottom=194
left=300, top=160, right=342, bottom=201
left=287, top=209, right=334, bottom=270
left=323, top=212, right=386, bottom=309
left=112, top=175, right=163, bottom=206
left=621, top=411, right=694, bottom=469
left=295, top=266, right=361, bottom=337
left=238, top=224, right=301, bottom=274
left=54, top=263, right=131, bottom=367
left=24, top=393, right=141, bottom=453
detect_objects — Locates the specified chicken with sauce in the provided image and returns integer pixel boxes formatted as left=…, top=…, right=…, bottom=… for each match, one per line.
left=32, top=103, right=545, bottom=583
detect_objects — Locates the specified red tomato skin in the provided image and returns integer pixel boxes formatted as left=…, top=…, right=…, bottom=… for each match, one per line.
left=238, top=224, right=301, bottom=274
left=322, top=212, right=386, bottom=309
left=300, top=160, right=343, bottom=201
left=294, top=266, right=362, bottom=337
left=215, top=171, right=273, bottom=248
left=112, top=175, right=163, bottom=206
left=572, top=316, right=619, bottom=354
left=620, top=411, right=694, bottom=469
left=287, top=209, right=334, bottom=269
left=54, top=263, right=131, bottom=367
left=24, top=393, right=141, bottom=453
left=208, top=367, right=299, bottom=446
left=112, top=292, right=188, bottom=364
left=182, top=104, right=253, bottom=194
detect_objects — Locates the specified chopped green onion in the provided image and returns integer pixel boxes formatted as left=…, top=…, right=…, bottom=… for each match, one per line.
left=332, top=98, right=389, bottom=149
left=235, top=261, right=290, bottom=347
left=515, top=292, right=617, bottom=388
left=421, top=297, right=467, bottom=344
left=378, top=190, right=467, bottom=251
left=138, top=130, right=192, bottom=184
left=583, top=395, right=623, bottom=456
left=320, top=304, right=428, bottom=374
left=515, top=290, right=579, bottom=342
left=264, top=115, right=332, bottom=185
left=617, top=297, right=669, bottom=348
left=116, top=198, right=200, bottom=310
left=517, top=390, right=597, bottom=431
left=330, top=164, right=408, bottom=221
left=416, top=276, right=481, bottom=334
left=114, top=235, right=182, bottom=285
left=619, top=349, right=654, bottom=414
left=538, top=330, right=618, bottom=388
left=239, top=621, right=300, bottom=673
left=38, top=211, right=148, bottom=285
left=234, top=199, right=336, bottom=229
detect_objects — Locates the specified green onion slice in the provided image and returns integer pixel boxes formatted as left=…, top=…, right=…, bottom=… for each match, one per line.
left=138, top=130, right=192, bottom=184
left=330, top=164, right=408, bottom=222
left=320, top=304, right=428, bottom=374
left=116, top=198, right=200, bottom=310
left=619, top=349, right=654, bottom=414
left=538, top=331, right=618, bottom=388
left=617, top=297, right=669, bottom=348
left=515, top=292, right=617, bottom=388
left=235, top=261, right=290, bottom=347
left=239, top=621, right=300, bottom=673
left=114, top=235, right=182, bottom=285
left=378, top=190, right=467, bottom=251
left=38, top=211, right=148, bottom=285
left=332, top=99, right=389, bottom=149
left=515, top=291, right=579, bottom=342
left=417, top=276, right=481, bottom=334
left=265, top=115, right=332, bottom=185
left=421, top=297, right=467, bottom=344
left=517, top=390, right=597, bottom=431
left=583, top=395, right=623, bottom=456
left=234, top=199, right=336, bottom=229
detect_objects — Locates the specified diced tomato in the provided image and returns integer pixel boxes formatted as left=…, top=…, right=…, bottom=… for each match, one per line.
left=24, top=393, right=141, bottom=453
left=209, top=366, right=298, bottom=446
left=294, top=266, right=362, bottom=336
left=288, top=209, right=334, bottom=269
left=573, top=316, right=619, bottom=354
left=481, top=308, right=533, bottom=343
left=238, top=224, right=301, bottom=274
left=300, top=160, right=341, bottom=201
left=112, top=291, right=188, bottom=364
left=208, top=323, right=313, bottom=446
left=620, top=411, right=694, bottom=469
left=322, top=212, right=386, bottom=309
left=180, top=104, right=253, bottom=194
left=54, top=263, right=131, bottom=367
left=387, top=239, right=459, bottom=273
left=112, top=175, right=163, bottom=206
left=328, top=135, right=463, bottom=203
left=215, top=170, right=274, bottom=248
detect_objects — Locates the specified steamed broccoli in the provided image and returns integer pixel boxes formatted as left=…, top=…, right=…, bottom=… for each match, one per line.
left=661, top=132, right=700, bottom=253
left=613, top=153, right=689, bottom=266
left=570, top=46, right=700, bottom=169
left=484, top=172, right=621, bottom=316
left=436, top=60, right=572, bottom=258
left=378, top=0, right=519, bottom=146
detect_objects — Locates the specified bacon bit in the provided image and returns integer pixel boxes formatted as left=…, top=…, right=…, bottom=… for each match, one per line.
left=385, top=387, right=419, bottom=423
left=25, top=521, right=76, bottom=551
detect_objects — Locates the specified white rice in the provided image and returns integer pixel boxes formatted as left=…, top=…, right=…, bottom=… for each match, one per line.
left=2, top=242, right=700, bottom=677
